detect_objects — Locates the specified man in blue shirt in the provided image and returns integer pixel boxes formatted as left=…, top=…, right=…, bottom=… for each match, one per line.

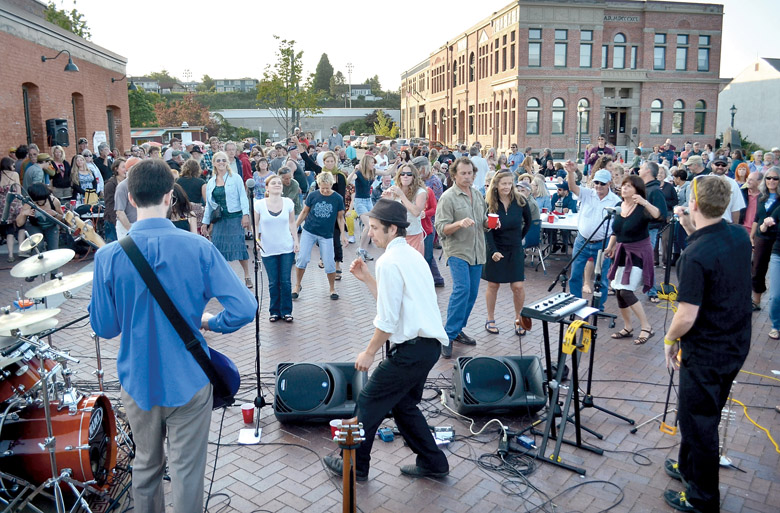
left=508, top=143, right=524, bottom=173
left=89, top=159, right=256, bottom=513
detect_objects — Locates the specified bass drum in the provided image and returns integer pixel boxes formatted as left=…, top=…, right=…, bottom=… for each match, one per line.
left=0, top=394, right=117, bottom=487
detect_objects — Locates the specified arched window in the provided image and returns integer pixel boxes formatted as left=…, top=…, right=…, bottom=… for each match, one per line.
left=503, top=100, right=508, bottom=135
left=650, top=99, right=663, bottom=134
left=672, top=99, right=685, bottom=134
left=613, top=33, right=626, bottom=68
left=613, top=33, right=626, bottom=43
left=469, top=52, right=475, bottom=82
left=511, top=99, right=517, bottom=134
left=452, top=60, right=458, bottom=87
left=552, top=98, right=565, bottom=134
left=526, top=98, right=540, bottom=135
left=577, top=98, right=590, bottom=134
left=694, top=100, right=706, bottom=134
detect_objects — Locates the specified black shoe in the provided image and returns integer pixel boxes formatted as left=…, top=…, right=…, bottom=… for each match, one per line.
left=752, top=301, right=761, bottom=312
left=663, top=489, right=700, bottom=512
left=434, top=281, right=445, bottom=288
left=664, top=459, right=682, bottom=481
left=441, top=344, right=452, bottom=359
left=399, top=465, right=448, bottom=479
left=323, top=456, right=368, bottom=482
left=455, top=332, right=476, bottom=346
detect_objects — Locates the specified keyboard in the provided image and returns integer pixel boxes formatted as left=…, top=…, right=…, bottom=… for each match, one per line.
left=522, top=293, right=588, bottom=323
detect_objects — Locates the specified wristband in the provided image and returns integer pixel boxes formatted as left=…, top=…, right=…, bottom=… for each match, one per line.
left=664, top=338, right=677, bottom=346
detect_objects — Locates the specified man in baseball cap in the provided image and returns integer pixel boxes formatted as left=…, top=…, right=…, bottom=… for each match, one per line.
left=324, top=198, right=450, bottom=482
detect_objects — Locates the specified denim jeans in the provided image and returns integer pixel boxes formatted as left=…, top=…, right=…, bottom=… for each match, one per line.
left=262, top=252, right=295, bottom=316
left=104, top=221, right=117, bottom=243
left=444, top=257, right=482, bottom=341
left=423, top=232, right=444, bottom=284
left=646, top=227, right=659, bottom=298
left=769, top=254, right=780, bottom=330
left=296, top=229, right=335, bottom=273
left=569, top=234, right=612, bottom=309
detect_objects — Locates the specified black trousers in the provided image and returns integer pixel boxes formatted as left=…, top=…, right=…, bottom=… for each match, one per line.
left=677, top=356, right=742, bottom=513
left=354, top=337, right=448, bottom=475
left=333, top=222, right=343, bottom=263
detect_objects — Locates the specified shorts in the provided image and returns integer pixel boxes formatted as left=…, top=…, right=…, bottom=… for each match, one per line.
left=353, top=197, right=373, bottom=216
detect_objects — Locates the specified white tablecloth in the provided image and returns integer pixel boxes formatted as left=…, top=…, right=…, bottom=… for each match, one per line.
left=541, top=212, right=578, bottom=231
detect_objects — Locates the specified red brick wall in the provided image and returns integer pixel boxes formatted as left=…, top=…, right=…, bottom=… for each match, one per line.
left=0, top=31, right=131, bottom=157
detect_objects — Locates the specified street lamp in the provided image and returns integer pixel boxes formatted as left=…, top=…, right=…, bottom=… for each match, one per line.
left=41, top=49, right=79, bottom=72
left=112, top=75, right=137, bottom=91
left=346, top=62, right=353, bottom=109
left=577, top=101, right=587, bottom=163
left=729, top=104, right=737, bottom=128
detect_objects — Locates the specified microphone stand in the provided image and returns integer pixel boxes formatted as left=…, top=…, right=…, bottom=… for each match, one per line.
left=13, top=193, right=102, bottom=250
left=246, top=181, right=267, bottom=439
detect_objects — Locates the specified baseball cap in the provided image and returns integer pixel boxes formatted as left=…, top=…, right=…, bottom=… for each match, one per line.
left=125, top=157, right=142, bottom=171
left=593, top=169, right=611, bottom=183
left=685, top=155, right=703, bottom=168
left=556, top=182, right=569, bottom=191
left=516, top=181, right=532, bottom=191
left=711, top=155, right=728, bottom=165
left=190, top=146, right=203, bottom=154
left=78, top=138, right=88, bottom=144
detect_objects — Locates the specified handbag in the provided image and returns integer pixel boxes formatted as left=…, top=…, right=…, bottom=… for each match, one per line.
left=119, top=236, right=240, bottom=409
left=210, top=203, right=222, bottom=222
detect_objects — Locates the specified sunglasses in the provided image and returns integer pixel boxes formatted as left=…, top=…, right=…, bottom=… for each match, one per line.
left=214, top=159, right=227, bottom=163
left=766, top=176, right=779, bottom=181
left=712, top=163, right=727, bottom=167
left=83, top=154, right=93, bottom=158
left=593, top=181, right=607, bottom=186
left=400, top=172, right=414, bottom=176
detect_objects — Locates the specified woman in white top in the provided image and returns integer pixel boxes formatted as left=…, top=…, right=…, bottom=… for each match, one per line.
left=375, top=145, right=389, bottom=172
left=255, top=174, right=299, bottom=322
left=382, top=162, right=427, bottom=254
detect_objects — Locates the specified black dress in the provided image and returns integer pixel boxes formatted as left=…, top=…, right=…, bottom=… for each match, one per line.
left=482, top=199, right=532, bottom=283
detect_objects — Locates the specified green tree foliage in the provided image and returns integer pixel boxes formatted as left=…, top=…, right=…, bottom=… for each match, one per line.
left=338, top=119, right=371, bottom=137
left=197, top=74, right=215, bottom=92
left=212, top=113, right=260, bottom=142
left=313, top=53, right=334, bottom=94
left=256, top=36, right=322, bottom=136
left=365, top=75, right=382, bottom=95
left=373, top=110, right=399, bottom=138
left=148, top=70, right=179, bottom=83
left=128, top=89, right=158, bottom=127
left=329, top=71, right=348, bottom=98
left=44, top=1, right=90, bottom=39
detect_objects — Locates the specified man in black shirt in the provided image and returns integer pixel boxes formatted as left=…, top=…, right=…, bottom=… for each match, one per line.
left=662, top=175, right=751, bottom=513
left=639, top=161, right=668, bottom=302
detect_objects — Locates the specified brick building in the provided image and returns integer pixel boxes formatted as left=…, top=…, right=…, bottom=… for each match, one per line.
left=0, top=0, right=130, bottom=157
left=400, top=0, right=725, bottom=159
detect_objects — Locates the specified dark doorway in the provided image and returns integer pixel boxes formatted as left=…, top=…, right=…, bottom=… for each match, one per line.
left=603, top=108, right=627, bottom=146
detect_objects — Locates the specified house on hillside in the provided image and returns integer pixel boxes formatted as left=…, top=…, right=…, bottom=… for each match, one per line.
left=215, top=78, right=258, bottom=93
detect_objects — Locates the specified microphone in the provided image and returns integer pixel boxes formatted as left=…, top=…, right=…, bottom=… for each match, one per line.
left=245, top=178, right=256, bottom=190
left=604, top=206, right=619, bottom=214
left=1, top=192, right=16, bottom=223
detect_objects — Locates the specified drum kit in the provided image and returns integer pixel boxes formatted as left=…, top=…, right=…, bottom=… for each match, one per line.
left=0, top=235, right=132, bottom=512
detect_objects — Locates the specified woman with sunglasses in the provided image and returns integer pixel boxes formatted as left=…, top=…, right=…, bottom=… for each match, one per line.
left=383, top=162, right=427, bottom=254
left=751, top=167, right=780, bottom=319
left=201, top=151, right=252, bottom=288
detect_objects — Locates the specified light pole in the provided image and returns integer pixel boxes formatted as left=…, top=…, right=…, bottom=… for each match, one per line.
left=730, top=104, right=737, bottom=128
left=577, top=100, right=586, bottom=163
left=346, top=62, right=353, bottom=109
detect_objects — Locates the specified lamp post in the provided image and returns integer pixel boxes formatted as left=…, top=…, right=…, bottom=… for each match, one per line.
left=577, top=100, right=586, bottom=163
left=346, top=62, right=353, bottom=109
left=729, top=104, right=737, bottom=128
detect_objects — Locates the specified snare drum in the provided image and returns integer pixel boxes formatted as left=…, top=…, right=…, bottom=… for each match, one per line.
left=0, top=394, right=117, bottom=486
left=0, top=351, right=59, bottom=404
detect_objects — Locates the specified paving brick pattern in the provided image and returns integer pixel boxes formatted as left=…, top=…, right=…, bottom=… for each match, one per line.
left=0, top=240, right=777, bottom=513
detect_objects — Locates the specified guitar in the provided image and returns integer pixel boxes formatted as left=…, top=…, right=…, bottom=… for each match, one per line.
left=64, top=210, right=105, bottom=249
left=332, top=417, right=364, bottom=513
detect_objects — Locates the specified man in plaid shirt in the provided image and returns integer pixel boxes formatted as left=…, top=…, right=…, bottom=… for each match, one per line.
left=202, top=136, right=220, bottom=177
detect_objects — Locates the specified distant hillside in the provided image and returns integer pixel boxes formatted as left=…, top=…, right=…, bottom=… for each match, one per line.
left=161, top=91, right=401, bottom=110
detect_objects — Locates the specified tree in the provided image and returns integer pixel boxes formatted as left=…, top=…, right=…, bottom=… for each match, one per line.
left=329, top=71, right=348, bottom=98
left=148, top=69, right=178, bottom=83
left=212, top=113, right=260, bottom=142
left=373, top=110, right=399, bottom=138
left=312, top=53, right=334, bottom=94
left=256, top=36, right=323, bottom=136
left=198, top=74, right=215, bottom=92
left=44, top=1, right=90, bottom=39
left=365, top=75, right=382, bottom=95
left=128, top=89, right=158, bottom=127
left=153, top=94, right=211, bottom=127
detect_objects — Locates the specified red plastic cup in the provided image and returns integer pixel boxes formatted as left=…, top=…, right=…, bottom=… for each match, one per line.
left=330, top=419, right=342, bottom=437
left=548, top=214, right=555, bottom=223
left=487, top=213, right=499, bottom=229
left=541, top=208, right=548, bottom=214
left=241, top=403, right=254, bottom=424
left=70, top=200, right=76, bottom=209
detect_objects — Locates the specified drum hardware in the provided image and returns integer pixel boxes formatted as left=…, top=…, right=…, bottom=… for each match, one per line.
left=91, top=334, right=104, bottom=393
left=18, top=234, right=44, bottom=254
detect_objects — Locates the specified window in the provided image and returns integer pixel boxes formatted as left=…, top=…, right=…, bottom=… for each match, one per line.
left=552, top=98, right=565, bottom=134
left=580, top=42, right=592, bottom=67
left=469, top=105, right=475, bottom=135
left=581, top=30, right=593, bottom=42
left=676, top=34, right=689, bottom=71
left=529, top=29, right=542, bottom=40
left=529, top=42, right=541, bottom=67
left=503, top=100, right=508, bottom=135
left=672, top=100, right=685, bottom=134
left=698, top=35, right=711, bottom=72
left=614, top=33, right=626, bottom=44
left=510, top=43, right=515, bottom=68
left=630, top=46, right=638, bottom=69
left=555, top=43, right=567, bottom=67
left=469, top=52, right=475, bottom=82
left=555, top=29, right=568, bottom=40
left=511, top=99, right=516, bottom=134
left=654, top=34, right=666, bottom=70
left=577, top=99, right=590, bottom=134
left=694, top=100, right=706, bottom=134
left=22, top=86, right=33, bottom=144
left=650, top=99, right=663, bottom=134
left=526, top=98, right=540, bottom=135
left=503, top=46, right=507, bottom=71
left=602, top=45, right=609, bottom=68
left=613, top=46, right=625, bottom=69
left=453, top=60, right=458, bottom=87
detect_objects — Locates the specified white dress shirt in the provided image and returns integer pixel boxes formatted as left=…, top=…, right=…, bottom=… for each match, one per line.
left=374, top=237, right=449, bottom=346
left=576, top=186, right=621, bottom=241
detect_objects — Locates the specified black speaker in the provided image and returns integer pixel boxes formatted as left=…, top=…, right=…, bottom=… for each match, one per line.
left=46, top=118, right=69, bottom=147
left=451, top=356, right=546, bottom=416
left=274, top=362, right=367, bottom=423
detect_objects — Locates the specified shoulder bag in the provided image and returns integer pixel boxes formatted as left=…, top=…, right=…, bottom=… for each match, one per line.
left=119, top=236, right=239, bottom=409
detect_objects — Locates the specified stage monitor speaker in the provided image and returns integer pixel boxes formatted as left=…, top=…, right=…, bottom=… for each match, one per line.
left=45, top=118, right=69, bottom=147
left=451, top=356, right=546, bottom=416
left=274, top=362, right=367, bottom=423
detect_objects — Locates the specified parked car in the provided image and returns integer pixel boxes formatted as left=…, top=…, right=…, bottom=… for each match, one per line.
left=410, top=137, right=428, bottom=148
left=360, top=134, right=376, bottom=149
left=353, top=136, right=365, bottom=149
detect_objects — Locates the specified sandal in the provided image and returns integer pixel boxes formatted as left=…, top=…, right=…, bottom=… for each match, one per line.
left=292, top=285, right=302, bottom=300
left=769, top=329, right=780, bottom=340
left=634, top=329, right=654, bottom=345
left=611, top=328, right=634, bottom=339
left=334, top=270, right=342, bottom=281
left=484, top=320, right=499, bottom=335
left=318, top=260, right=324, bottom=269
left=245, top=277, right=253, bottom=289
left=283, top=315, right=294, bottom=323
left=269, top=315, right=280, bottom=322
left=7, top=255, right=15, bottom=263
left=649, top=296, right=660, bottom=304
left=514, top=320, right=526, bottom=337
left=330, top=293, right=339, bottom=300
left=608, top=288, right=616, bottom=296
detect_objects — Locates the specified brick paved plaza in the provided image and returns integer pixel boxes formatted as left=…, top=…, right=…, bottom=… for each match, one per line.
left=0, top=239, right=777, bottom=513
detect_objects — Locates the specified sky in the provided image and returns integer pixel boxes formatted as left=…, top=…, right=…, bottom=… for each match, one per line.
left=66, top=0, right=778, bottom=90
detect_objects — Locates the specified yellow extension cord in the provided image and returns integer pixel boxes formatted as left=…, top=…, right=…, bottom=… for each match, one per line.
left=730, top=370, right=780, bottom=454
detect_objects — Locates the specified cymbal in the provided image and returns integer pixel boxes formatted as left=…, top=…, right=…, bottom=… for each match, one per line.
left=0, top=309, right=60, bottom=332
left=11, top=249, right=75, bottom=278
left=19, top=233, right=44, bottom=253
left=0, top=317, right=58, bottom=337
left=25, top=272, right=94, bottom=299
